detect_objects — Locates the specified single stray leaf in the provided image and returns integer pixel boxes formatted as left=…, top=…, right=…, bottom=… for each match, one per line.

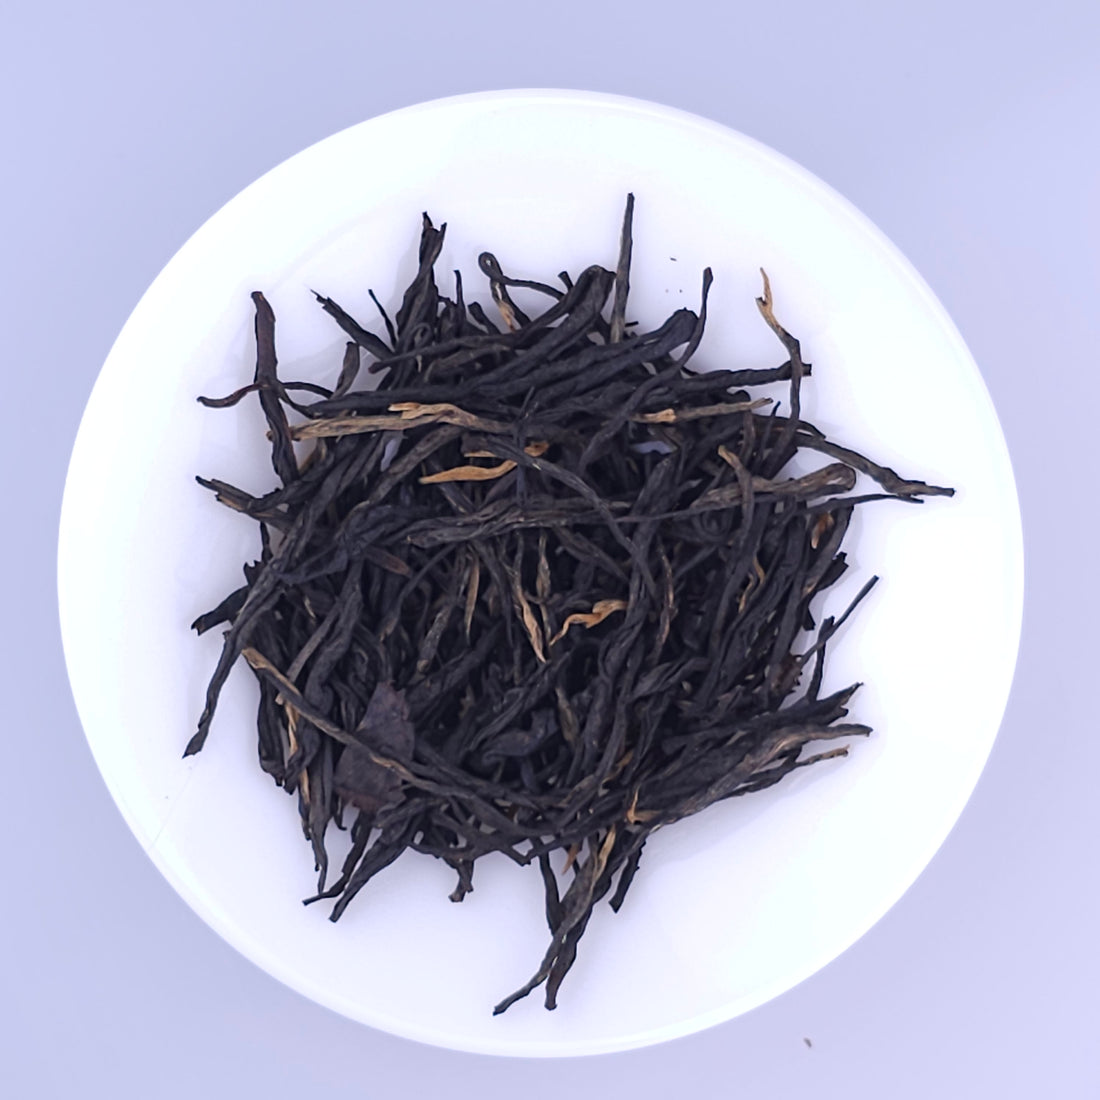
left=549, top=599, right=628, bottom=645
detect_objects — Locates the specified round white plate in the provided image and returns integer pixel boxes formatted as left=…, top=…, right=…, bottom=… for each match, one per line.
left=58, top=90, right=1022, bottom=1057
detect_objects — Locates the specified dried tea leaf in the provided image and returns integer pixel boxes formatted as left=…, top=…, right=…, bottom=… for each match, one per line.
left=549, top=599, right=629, bottom=645
left=333, top=683, right=415, bottom=814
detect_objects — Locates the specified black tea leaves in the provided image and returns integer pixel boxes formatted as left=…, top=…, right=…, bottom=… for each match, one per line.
left=189, top=197, right=952, bottom=1013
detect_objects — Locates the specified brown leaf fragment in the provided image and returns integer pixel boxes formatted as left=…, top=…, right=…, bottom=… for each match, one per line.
left=561, top=842, right=581, bottom=874
left=633, top=398, right=771, bottom=423
left=419, top=460, right=517, bottom=484
left=287, top=402, right=511, bottom=441
left=554, top=685, right=579, bottom=747
left=694, top=463, right=857, bottom=510
left=464, top=441, right=549, bottom=459
left=535, top=530, right=554, bottom=640
left=738, top=557, right=766, bottom=614
left=390, top=401, right=468, bottom=420
left=637, top=407, right=676, bottom=424
left=810, top=512, right=834, bottom=550
left=419, top=441, right=553, bottom=484
left=716, top=443, right=741, bottom=470
left=549, top=599, right=629, bottom=645
left=655, top=544, right=675, bottom=655
left=513, top=582, right=547, bottom=663
left=463, top=552, right=480, bottom=640
left=284, top=702, right=300, bottom=762
left=625, top=788, right=657, bottom=824
left=755, top=267, right=803, bottom=354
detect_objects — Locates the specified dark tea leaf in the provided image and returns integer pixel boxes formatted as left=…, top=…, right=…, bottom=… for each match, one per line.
left=334, top=683, right=415, bottom=814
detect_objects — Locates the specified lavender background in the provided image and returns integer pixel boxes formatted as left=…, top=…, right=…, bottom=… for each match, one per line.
left=6, top=1, right=1097, bottom=1095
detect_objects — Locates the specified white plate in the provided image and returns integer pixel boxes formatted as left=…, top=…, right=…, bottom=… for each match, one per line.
left=58, top=90, right=1022, bottom=1057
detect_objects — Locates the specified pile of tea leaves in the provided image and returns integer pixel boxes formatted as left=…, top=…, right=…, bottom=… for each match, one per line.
left=188, top=196, right=952, bottom=1013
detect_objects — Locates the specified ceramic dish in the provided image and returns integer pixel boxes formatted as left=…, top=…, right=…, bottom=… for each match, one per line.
left=58, top=89, right=1023, bottom=1056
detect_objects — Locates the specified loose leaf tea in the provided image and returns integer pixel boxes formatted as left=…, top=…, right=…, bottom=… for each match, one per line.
left=189, top=197, right=952, bottom=1013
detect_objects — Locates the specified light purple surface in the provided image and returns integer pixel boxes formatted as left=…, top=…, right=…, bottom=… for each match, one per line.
left=6, top=0, right=1097, bottom=1094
